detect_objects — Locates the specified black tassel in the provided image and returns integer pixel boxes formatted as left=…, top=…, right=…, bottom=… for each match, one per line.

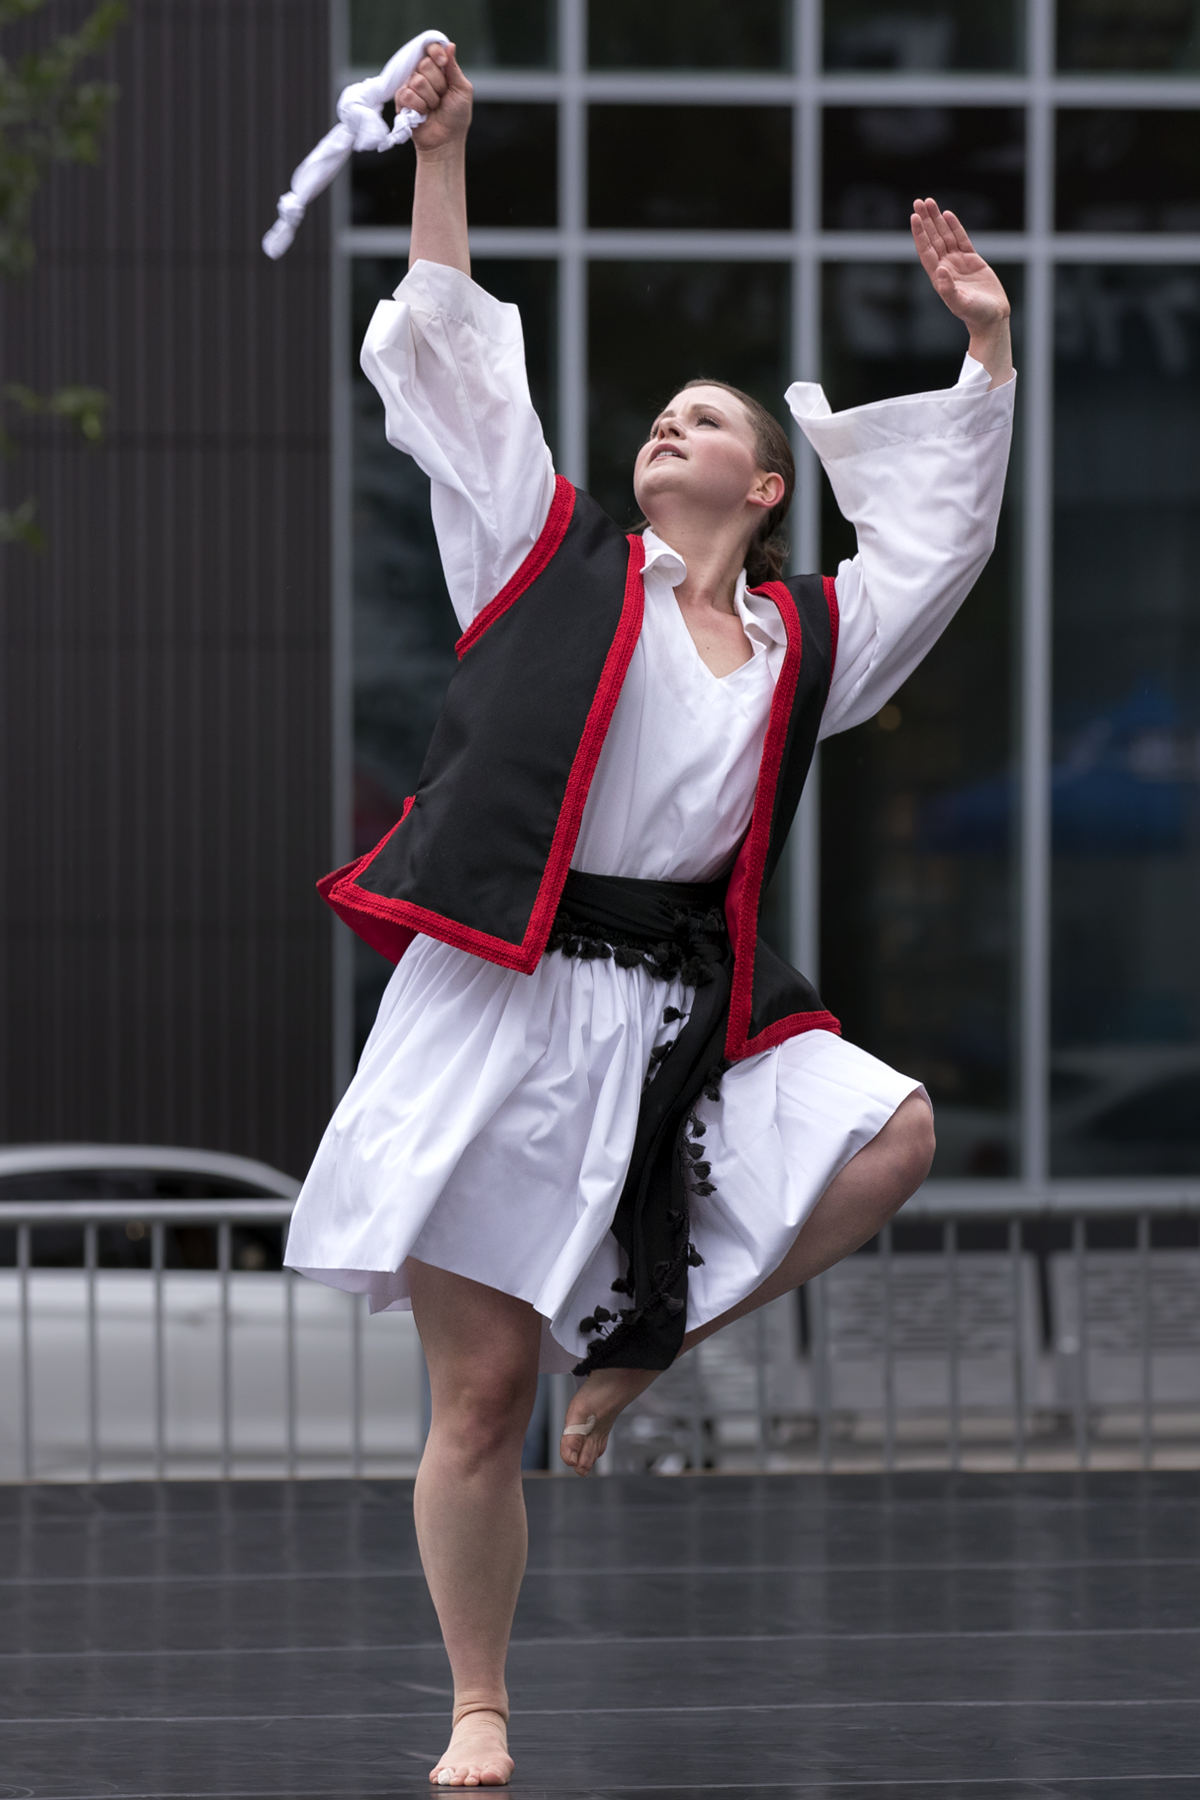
left=592, top=1306, right=614, bottom=1324
left=695, top=1182, right=716, bottom=1195
left=579, top=1315, right=597, bottom=1333
left=684, top=1140, right=704, bottom=1161
left=613, top=945, right=643, bottom=968
left=689, top=1120, right=706, bottom=1137
left=610, top=1276, right=632, bottom=1295
left=662, top=1005, right=683, bottom=1023
left=667, top=1208, right=684, bottom=1228
left=692, top=1162, right=711, bottom=1180
left=663, top=1295, right=685, bottom=1316
left=687, top=1246, right=706, bottom=1267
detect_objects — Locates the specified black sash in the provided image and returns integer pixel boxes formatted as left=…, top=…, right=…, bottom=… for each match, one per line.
left=550, top=868, right=738, bottom=1374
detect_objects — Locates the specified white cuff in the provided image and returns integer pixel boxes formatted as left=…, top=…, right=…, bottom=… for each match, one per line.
left=395, top=260, right=521, bottom=339
left=785, top=358, right=1016, bottom=463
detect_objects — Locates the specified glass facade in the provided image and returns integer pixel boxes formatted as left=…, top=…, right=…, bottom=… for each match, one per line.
left=338, top=1, right=1200, bottom=1200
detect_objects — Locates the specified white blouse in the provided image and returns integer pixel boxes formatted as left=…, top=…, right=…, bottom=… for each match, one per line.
left=287, top=261, right=1015, bottom=1356
left=360, top=260, right=1015, bottom=884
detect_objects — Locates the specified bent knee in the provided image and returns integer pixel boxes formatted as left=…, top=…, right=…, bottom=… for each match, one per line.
left=892, top=1092, right=936, bottom=1193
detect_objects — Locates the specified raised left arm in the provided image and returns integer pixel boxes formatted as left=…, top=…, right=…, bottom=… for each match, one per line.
left=911, top=197, right=1013, bottom=390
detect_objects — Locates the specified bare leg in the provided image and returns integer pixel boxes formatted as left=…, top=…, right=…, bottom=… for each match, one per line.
left=559, top=1090, right=935, bottom=1473
left=408, top=1258, right=543, bottom=1787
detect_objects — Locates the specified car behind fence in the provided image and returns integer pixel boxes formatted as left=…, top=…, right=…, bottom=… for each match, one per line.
left=1, top=1195, right=1197, bottom=1480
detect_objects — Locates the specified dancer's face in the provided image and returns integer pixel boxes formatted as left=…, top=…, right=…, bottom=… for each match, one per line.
left=632, top=386, right=782, bottom=533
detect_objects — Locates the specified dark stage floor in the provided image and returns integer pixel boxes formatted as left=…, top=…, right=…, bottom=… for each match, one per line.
left=1, top=1470, right=1197, bottom=1799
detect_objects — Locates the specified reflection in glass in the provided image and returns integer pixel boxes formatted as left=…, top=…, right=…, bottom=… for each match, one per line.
left=588, top=108, right=791, bottom=232
left=1051, top=266, right=1200, bottom=1176
left=350, top=258, right=557, bottom=1050
left=352, top=103, right=558, bottom=228
left=350, top=0, right=554, bottom=69
left=587, top=260, right=793, bottom=956
left=823, top=108, right=1025, bottom=233
left=589, top=0, right=786, bottom=70
left=824, top=0, right=1023, bottom=71
left=1056, top=112, right=1200, bottom=234
left=819, top=264, right=1020, bottom=1179
left=1057, top=0, right=1200, bottom=73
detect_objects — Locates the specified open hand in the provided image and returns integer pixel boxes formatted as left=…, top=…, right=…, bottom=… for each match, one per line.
left=396, top=40, right=473, bottom=157
left=911, top=197, right=1009, bottom=331
left=911, top=197, right=1013, bottom=387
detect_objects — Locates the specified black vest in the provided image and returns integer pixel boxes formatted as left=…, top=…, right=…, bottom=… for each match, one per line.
left=319, top=477, right=840, bottom=1061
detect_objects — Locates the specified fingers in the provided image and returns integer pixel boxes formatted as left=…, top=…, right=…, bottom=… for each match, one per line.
left=395, top=40, right=457, bottom=113
left=941, top=207, right=978, bottom=258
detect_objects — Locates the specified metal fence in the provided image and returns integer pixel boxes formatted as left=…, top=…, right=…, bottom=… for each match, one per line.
left=0, top=1201, right=423, bottom=1483
left=2, top=1197, right=1198, bottom=1481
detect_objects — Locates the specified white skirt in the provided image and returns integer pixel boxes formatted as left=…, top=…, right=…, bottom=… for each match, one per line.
left=285, top=936, right=922, bottom=1372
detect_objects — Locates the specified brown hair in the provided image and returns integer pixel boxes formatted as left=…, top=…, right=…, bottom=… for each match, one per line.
left=669, top=379, right=796, bottom=586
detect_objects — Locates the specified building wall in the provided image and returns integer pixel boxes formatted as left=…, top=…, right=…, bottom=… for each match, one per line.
left=0, top=0, right=334, bottom=1177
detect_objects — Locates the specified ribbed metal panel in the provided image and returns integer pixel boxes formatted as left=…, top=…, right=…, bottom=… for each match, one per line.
left=0, top=1, right=333, bottom=1178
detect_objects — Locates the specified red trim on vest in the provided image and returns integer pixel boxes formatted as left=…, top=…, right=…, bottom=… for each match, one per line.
left=742, top=1009, right=842, bottom=1057
left=455, top=475, right=575, bottom=659
left=317, top=801, right=418, bottom=965
left=524, top=531, right=648, bottom=953
left=723, top=581, right=802, bottom=1061
left=322, top=533, right=647, bottom=972
left=823, top=573, right=839, bottom=674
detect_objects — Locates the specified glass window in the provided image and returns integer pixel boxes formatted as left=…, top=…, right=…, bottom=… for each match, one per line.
left=587, top=260, right=793, bottom=956
left=350, top=257, right=557, bottom=1050
left=1057, top=0, right=1200, bottom=73
left=589, top=0, right=788, bottom=70
left=819, top=263, right=1022, bottom=1180
left=588, top=107, right=791, bottom=232
left=1056, top=111, right=1200, bottom=234
left=824, top=1, right=1024, bottom=71
left=350, top=0, right=554, bottom=69
left=1051, top=265, right=1200, bottom=1176
left=823, top=108, right=1026, bottom=233
left=352, top=103, right=558, bottom=228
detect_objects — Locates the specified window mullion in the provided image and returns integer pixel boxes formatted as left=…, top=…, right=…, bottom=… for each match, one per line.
left=1019, top=0, right=1056, bottom=1192
left=557, top=0, right=587, bottom=485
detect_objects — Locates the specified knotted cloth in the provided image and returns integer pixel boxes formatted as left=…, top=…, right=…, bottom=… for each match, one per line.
left=262, top=28, right=449, bottom=259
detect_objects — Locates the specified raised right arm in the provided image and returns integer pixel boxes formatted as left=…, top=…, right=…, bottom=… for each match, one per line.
left=395, top=40, right=472, bottom=276
left=358, top=44, right=555, bottom=630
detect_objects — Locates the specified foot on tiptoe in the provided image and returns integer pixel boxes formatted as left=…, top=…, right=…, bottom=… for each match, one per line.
left=559, top=1365, right=660, bottom=1476
left=429, top=1708, right=513, bottom=1787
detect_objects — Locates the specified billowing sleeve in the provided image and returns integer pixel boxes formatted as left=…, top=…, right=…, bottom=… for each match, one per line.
left=786, top=355, right=1016, bottom=739
left=359, top=259, right=557, bottom=630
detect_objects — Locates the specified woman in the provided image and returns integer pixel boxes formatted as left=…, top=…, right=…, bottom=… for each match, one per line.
left=285, top=40, right=1015, bottom=1789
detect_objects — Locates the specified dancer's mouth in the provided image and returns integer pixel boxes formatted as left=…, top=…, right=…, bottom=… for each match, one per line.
left=648, top=444, right=685, bottom=463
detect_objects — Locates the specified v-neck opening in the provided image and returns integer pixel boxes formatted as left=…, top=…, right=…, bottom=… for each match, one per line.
left=668, top=590, right=760, bottom=686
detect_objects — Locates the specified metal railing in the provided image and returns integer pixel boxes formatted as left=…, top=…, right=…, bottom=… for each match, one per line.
left=2, top=1197, right=1198, bottom=1481
left=0, top=1201, right=422, bottom=1483
left=610, top=1196, right=1200, bottom=1475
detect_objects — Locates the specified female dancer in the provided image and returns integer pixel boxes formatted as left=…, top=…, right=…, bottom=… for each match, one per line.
left=285, top=40, right=1015, bottom=1790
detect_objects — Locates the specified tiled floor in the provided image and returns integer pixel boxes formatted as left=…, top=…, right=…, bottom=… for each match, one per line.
left=1, top=1471, right=1197, bottom=1797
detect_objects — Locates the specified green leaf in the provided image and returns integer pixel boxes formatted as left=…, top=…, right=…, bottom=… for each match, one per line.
left=0, top=492, right=42, bottom=546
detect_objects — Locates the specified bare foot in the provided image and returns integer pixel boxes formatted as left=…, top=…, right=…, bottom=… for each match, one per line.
left=559, top=1365, right=661, bottom=1476
left=429, top=1708, right=512, bottom=1787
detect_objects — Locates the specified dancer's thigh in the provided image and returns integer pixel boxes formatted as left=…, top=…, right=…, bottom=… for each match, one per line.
left=408, top=1257, right=543, bottom=1424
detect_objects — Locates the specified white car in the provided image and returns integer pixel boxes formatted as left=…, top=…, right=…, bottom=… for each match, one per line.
left=0, top=1142, right=298, bottom=1270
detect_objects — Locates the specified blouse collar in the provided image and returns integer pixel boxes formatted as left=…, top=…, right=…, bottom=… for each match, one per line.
left=640, top=526, right=787, bottom=653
